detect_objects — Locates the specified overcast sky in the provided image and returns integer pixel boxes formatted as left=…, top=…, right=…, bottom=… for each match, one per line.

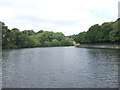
left=0, top=0, right=119, bottom=35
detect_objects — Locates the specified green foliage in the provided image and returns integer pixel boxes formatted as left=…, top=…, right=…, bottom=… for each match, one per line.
left=2, top=18, right=119, bottom=48
left=36, top=31, right=74, bottom=47
left=22, top=30, right=35, bottom=36
left=109, top=19, right=120, bottom=42
left=36, top=30, right=44, bottom=34
left=2, top=24, right=75, bottom=48
left=71, top=19, right=120, bottom=44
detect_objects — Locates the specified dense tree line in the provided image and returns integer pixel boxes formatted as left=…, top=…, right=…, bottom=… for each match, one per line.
left=69, top=18, right=120, bottom=44
left=1, top=22, right=75, bottom=49
left=1, top=18, right=119, bottom=48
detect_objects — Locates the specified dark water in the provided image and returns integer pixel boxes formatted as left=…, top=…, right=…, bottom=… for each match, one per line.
left=2, top=47, right=119, bottom=88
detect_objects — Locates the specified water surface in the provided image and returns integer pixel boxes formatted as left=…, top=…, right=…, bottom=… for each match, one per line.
left=2, top=47, right=119, bottom=88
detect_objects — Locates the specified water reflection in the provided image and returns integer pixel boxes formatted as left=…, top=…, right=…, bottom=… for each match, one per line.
left=86, top=49, right=119, bottom=87
left=2, top=47, right=119, bottom=88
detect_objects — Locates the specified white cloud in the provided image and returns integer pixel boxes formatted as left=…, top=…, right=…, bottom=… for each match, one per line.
left=0, top=7, right=16, bottom=20
left=0, top=0, right=119, bottom=35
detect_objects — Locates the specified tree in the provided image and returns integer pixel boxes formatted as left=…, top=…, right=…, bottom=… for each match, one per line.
left=109, top=20, right=120, bottom=42
left=22, top=30, right=35, bottom=36
left=2, top=22, right=12, bottom=48
left=37, top=30, right=44, bottom=34
left=86, top=24, right=100, bottom=43
left=100, top=22, right=113, bottom=42
left=70, top=19, right=119, bottom=44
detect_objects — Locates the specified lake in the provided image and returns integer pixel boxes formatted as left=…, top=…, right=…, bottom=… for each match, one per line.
left=2, top=46, right=119, bottom=88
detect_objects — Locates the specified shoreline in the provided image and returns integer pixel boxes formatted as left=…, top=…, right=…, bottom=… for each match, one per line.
left=77, top=44, right=120, bottom=49
left=2, top=45, right=75, bottom=49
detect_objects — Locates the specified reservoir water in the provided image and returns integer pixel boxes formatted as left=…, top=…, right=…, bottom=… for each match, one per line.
left=2, top=46, right=119, bottom=88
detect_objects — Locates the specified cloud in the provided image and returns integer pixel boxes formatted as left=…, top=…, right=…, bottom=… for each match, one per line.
left=0, top=0, right=119, bottom=35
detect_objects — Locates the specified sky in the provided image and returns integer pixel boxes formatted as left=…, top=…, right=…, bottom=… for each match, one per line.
left=0, top=0, right=119, bottom=35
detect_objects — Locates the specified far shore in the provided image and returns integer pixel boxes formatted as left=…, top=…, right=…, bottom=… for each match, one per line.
left=77, top=44, right=120, bottom=49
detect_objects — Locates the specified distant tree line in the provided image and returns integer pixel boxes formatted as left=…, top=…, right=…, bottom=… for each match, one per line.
left=2, top=22, right=75, bottom=49
left=2, top=18, right=120, bottom=48
left=69, top=18, right=120, bottom=44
